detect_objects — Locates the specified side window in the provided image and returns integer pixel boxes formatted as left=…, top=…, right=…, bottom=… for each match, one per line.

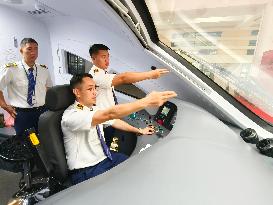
left=65, top=51, right=92, bottom=74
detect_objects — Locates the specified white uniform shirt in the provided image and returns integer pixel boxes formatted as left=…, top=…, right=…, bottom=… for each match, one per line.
left=89, top=65, right=116, bottom=109
left=61, top=101, right=114, bottom=170
left=0, top=60, right=53, bottom=108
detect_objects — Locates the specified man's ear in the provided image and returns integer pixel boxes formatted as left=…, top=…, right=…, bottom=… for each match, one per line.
left=91, top=53, right=97, bottom=61
left=72, top=88, right=80, bottom=98
left=19, top=48, right=23, bottom=54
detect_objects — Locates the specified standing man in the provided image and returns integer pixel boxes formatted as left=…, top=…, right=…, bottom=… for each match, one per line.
left=61, top=73, right=177, bottom=184
left=89, top=44, right=169, bottom=144
left=89, top=44, right=169, bottom=109
left=0, top=38, right=52, bottom=136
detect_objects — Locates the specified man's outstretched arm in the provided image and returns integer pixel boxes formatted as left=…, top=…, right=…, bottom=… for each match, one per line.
left=92, top=91, right=177, bottom=126
left=112, top=68, right=169, bottom=87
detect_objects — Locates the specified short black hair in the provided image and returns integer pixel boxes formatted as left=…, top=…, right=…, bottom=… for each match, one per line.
left=20, top=38, right=38, bottom=47
left=89, top=44, right=110, bottom=57
left=70, top=73, right=93, bottom=90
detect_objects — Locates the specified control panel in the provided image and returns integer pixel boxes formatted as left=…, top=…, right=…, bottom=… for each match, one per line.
left=154, top=101, right=177, bottom=130
left=125, top=101, right=177, bottom=138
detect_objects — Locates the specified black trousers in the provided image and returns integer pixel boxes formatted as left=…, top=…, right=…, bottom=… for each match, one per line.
left=14, top=106, right=47, bottom=136
left=70, top=152, right=128, bottom=185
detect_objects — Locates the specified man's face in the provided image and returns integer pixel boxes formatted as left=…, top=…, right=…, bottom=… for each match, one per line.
left=20, top=42, right=38, bottom=64
left=92, top=50, right=110, bottom=70
left=74, top=77, right=97, bottom=107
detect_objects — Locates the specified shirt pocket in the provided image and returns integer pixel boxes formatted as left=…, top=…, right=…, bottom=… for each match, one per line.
left=15, top=80, right=27, bottom=87
left=35, top=78, right=47, bottom=94
left=36, top=78, right=46, bottom=87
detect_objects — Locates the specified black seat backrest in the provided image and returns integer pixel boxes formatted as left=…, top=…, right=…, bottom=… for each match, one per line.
left=38, top=85, right=75, bottom=182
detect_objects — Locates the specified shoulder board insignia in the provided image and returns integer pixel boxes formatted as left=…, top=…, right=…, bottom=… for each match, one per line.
left=76, top=103, right=84, bottom=110
left=110, top=137, right=119, bottom=152
left=40, top=64, right=48, bottom=69
left=5, top=63, right=17, bottom=68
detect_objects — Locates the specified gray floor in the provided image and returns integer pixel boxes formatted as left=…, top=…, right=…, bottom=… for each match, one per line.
left=0, top=170, right=21, bottom=205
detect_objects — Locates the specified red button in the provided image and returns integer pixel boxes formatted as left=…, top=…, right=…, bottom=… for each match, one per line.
left=157, top=119, right=163, bottom=125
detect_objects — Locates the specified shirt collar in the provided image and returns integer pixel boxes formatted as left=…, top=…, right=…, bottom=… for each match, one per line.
left=22, top=59, right=36, bottom=70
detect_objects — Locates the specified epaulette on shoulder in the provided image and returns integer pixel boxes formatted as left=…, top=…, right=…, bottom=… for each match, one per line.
left=5, top=62, right=17, bottom=68
left=40, top=64, right=48, bottom=69
left=76, top=103, right=84, bottom=110
left=93, top=68, right=99, bottom=73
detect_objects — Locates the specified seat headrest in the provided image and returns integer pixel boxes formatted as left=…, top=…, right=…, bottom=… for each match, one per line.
left=45, top=85, right=75, bottom=111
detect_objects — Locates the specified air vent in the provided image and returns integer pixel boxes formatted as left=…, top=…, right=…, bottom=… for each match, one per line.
left=27, top=1, right=65, bottom=16
left=27, top=9, right=50, bottom=15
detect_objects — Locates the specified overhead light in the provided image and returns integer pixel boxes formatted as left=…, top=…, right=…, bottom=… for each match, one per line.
left=3, top=0, right=23, bottom=4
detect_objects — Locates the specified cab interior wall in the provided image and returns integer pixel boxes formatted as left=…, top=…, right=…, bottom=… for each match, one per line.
left=45, top=0, right=240, bottom=126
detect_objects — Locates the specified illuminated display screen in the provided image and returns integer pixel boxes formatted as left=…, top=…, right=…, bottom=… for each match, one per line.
left=161, top=106, right=170, bottom=116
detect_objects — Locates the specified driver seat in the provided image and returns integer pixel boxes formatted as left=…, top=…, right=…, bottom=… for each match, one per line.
left=38, top=85, right=75, bottom=184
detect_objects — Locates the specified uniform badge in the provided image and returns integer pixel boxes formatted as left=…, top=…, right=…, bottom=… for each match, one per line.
left=5, top=62, right=17, bottom=68
left=40, top=64, right=48, bottom=69
left=110, top=137, right=119, bottom=152
left=76, top=103, right=84, bottom=110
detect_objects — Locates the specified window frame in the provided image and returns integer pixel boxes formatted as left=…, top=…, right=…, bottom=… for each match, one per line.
left=130, top=0, right=273, bottom=133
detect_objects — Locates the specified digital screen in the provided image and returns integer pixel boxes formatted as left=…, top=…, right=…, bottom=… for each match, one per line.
left=161, top=106, right=170, bottom=116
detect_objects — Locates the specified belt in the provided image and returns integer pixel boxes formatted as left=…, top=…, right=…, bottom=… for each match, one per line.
left=15, top=106, right=46, bottom=112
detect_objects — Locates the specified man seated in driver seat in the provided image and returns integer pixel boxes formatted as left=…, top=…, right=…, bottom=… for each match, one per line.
left=61, top=73, right=177, bottom=184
